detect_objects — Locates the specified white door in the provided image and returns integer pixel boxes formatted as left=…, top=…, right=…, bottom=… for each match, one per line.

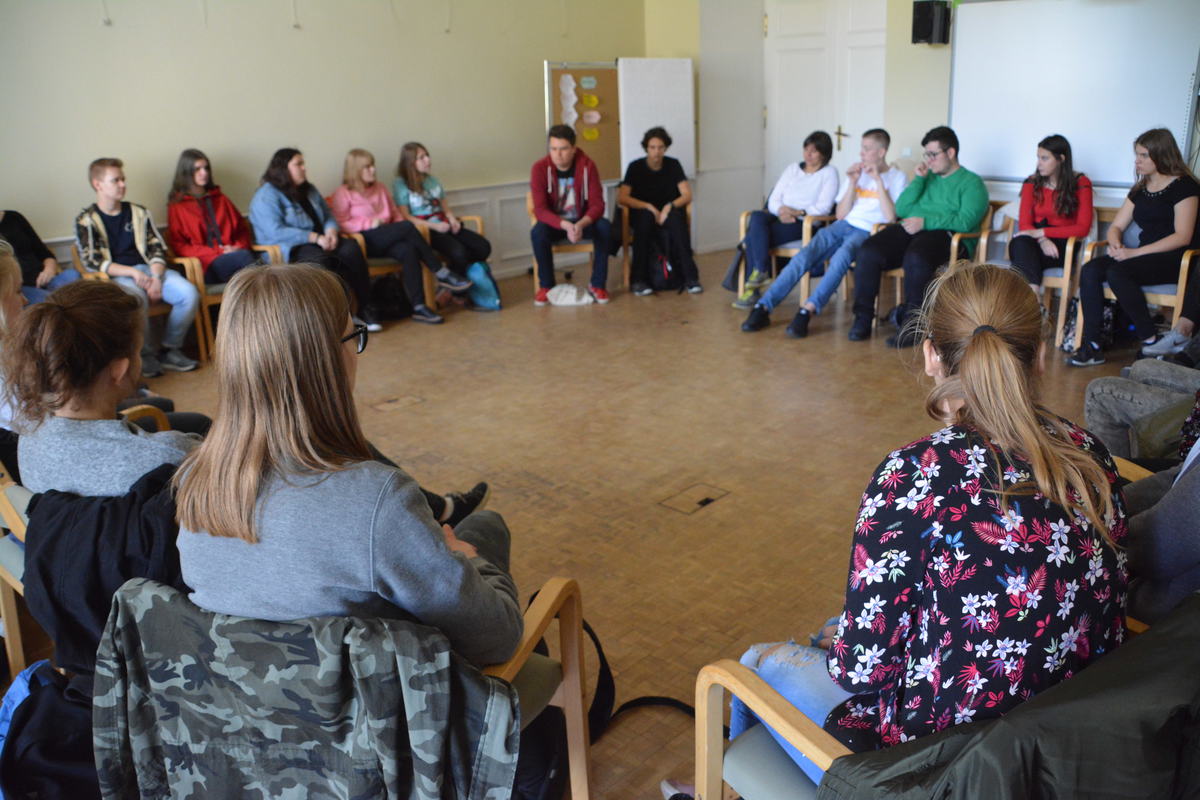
left=763, top=0, right=887, bottom=198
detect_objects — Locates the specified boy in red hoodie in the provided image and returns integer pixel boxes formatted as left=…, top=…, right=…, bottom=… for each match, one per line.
left=529, top=125, right=612, bottom=304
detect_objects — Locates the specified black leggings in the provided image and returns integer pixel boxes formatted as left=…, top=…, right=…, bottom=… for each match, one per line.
left=429, top=227, right=491, bottom=274
left=852, top=225, right=961, bottom=318
left=1079, top=248, right=1191, bottom=342
left=290, top=239, right=372, bottom=314
left=361, top=222, right=441, bottom=307
left=1008, top=234, right=1075, bottom=286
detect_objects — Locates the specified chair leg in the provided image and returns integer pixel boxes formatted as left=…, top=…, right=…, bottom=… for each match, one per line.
left=557, top=587, right=591, bottom=800
left=204, top=304, right=218, bottom=362
left=422, top=268, right=439, bottom=311
left=1, top=581, right=28, bottom=679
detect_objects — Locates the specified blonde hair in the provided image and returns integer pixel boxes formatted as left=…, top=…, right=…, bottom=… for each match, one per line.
left=0, top=239, right=22, bottom=330
left=342, top=148, right=376, bottom=193
left=173, top=264, right=372, bottom=542
left=915, top=262, right=1115, bottom=540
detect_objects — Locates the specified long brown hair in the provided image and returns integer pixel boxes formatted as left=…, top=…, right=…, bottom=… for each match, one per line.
left=0, top=280, right=141, bottom=426
left=396, top=141, right=428, bottom=194
left=1028, top=134, right=1082, bottom=218
left=1133, top=128, right=1199, bottom=192
left=169, top=148, right=214, bottom=203
left=173, top=264, right=372, bottom=542
left=915, top=262, right=1115, bottom=540
left=0, top=240, right=23, bottom=330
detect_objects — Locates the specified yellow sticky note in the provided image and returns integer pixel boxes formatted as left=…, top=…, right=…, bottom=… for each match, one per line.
left=580, top=93, right=599, bottom=108
left=582, top=127, right=600, bottom=141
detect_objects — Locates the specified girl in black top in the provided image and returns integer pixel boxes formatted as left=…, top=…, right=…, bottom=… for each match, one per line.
left=616, top=127, right=700, bottom=295
left=0, top=210, right=81, bottom=303
left=1069, top=129, right=1200, bottom=367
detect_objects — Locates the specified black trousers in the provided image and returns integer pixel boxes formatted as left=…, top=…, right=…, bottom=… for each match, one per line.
left=361, top=222, right=438, bottom=307
left=290, top=239, right=372, bottom=313
left=1079, top=248, right=1191, bottom=342
left=629, top=208, right=699, bottom=285
left=851, top=225, right=961, bottom=318
left=1008, top=234, right=1075, bottom=286
left=429, top=227, right=491, bottom=274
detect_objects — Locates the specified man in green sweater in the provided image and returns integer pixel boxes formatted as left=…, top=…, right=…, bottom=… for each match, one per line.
left=848, top=126, right=989, bottom=347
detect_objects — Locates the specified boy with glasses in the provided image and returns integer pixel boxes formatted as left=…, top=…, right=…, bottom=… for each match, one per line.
left=847, top=126, right=988, bottom=347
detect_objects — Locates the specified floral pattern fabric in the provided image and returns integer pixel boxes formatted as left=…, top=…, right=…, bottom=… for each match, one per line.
left=1179, top=390, right=1200, bottom=462
left=827, top=419, right=1128, bottom=748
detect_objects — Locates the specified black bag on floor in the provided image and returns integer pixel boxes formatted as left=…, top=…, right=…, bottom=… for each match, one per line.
left=369, top=273, right=413, bottom=320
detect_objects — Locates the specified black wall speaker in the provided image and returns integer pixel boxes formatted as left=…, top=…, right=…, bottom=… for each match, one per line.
left=912, top=1, right=951, bottom=45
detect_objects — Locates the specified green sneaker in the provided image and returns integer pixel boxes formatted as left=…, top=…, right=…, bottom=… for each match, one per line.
left=732, top=287, right=760, bottom=309
left=745, top=269, right=769, bottom=288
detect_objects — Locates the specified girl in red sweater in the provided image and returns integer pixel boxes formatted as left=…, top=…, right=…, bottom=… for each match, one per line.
left=1010, top=134, right=1093, bottom=289
left=166, top=149, right=257, bottom=284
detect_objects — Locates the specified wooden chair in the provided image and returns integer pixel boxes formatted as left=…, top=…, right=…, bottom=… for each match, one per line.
left=695, top=658, right=848, bottom=799
left=485, top=576, right=592, bottom=799
left=119, top=403, right=172, bottom=432
left=0, top=469, right=54, bottom=682
left=1032, top=207, right=1103, bottom=349
left=735, top=211, right=836, bottom=301
left=1072, top=213, right=1199, bottom=341
left=620, top=204, right=693, bottom=289
left=187, top=217, right=282, bottom=362
left=72, top=246, right=209, bottom=362
left=526, top=191, right=597, bottom=294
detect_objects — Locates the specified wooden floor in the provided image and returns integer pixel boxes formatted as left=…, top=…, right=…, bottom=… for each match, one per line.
left=152, top=250, right=1130, bottom=799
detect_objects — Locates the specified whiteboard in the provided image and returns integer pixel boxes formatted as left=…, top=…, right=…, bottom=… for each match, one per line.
left=949, top=0, right=1200, bottom=186
left=617, top=58, right=696, bottom=181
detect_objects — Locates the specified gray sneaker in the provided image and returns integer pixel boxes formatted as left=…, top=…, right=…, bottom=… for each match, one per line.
left=160, top=348, right=198, bottom=372
left=1141, top=328, right=1191, bottom=356
left=141, top=353, right=163, bottom=379
left=731, top=287, right=760, bottom=309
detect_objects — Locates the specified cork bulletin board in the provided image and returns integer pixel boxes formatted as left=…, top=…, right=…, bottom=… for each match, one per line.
left=544, top=61, right=621, bottom=181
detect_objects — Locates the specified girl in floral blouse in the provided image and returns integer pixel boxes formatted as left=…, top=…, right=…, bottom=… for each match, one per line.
left=731, top=262, right=1128, bottom=785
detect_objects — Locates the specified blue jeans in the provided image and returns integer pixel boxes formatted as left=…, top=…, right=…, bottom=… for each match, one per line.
left=21, top=268, right=81, bottom=304
left=758, top=220, right=869, bottom=313
left=530, top=218, right=611, bottom=289
left=112, top=264, right=200, bottom=351
left=744, top=210, right=807, bottom=275
left=729, top=641, right=854, bottom=785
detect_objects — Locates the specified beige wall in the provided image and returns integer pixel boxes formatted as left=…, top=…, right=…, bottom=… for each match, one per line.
left=644, top=0, right=699, bottom=60
left=0, top=0, right=645, bottom=239
left=882, top=0, right=951, bottom=175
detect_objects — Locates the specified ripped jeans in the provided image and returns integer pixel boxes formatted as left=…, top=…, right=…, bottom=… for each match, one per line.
left=729, top=640, right=854, bottom=785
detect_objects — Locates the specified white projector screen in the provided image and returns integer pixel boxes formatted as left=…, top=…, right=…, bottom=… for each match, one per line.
left=949, top=0, right=1200, bottom=187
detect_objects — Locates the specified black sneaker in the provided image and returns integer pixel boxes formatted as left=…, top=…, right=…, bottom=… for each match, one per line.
left=436, top=270, right=474, bottom=294
left=444, top=482, right=490, bottom=528
left=631, top=282, right=654, bottom=297
left=848, top=313, right=872, bottom=341
left=686, top=282, right=704, bottom=294
left=887, top=326, right=921, bottom=349
left=785, top=308, right=811, bottom=338
left=359, top=307, right=384, bottom=333
left=741, top=304, right=770, bottom=332
left=1066, top=343, right=1106, bottom=367
left=411, top=304, right=444, bottom=324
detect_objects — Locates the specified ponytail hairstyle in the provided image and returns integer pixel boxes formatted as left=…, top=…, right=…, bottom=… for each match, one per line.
left=173, top=264, right=372, bottom=543
left=0, top=280, right=141, bottom=426
left=914, top=262, right=1115, bottom=542
left=1029, top=134, right=1081, bottom=219
left=1133, top=128, right=1199, bottom=192
left=396, top=142, right=429, bottom=194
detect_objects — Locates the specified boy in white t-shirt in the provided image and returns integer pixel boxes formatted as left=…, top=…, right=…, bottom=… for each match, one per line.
left=742, top=129, right=907, bottom=338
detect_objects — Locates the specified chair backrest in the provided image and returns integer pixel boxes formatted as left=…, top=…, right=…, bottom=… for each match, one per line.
left=0, top=468, right=31, bottom=543
left=526, top=191, right=536, bottom=225
left=94, top=578, right=520, bottom=798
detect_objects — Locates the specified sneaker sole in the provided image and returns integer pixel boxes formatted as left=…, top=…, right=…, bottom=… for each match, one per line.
left=412, top=315, right=444, bottom=324
left=160, top=363, right=198, bottom=372
left=1066, top=357, right=1104, bottom=367
left=785, top=327, right=808, bottom=339
left=437, top=280, right=474, bottom=293
left=534, top=300, right=549, bottom=306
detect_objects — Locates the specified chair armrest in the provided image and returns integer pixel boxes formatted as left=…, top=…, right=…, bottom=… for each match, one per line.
left=80, top=271, right=110, bottom=281
left=119, top=404, right=171, bottom=432
left=738, top=211, right=753, bottom=242
left=458, top=215, right=485, bottom=236
left=485, top=576, right=581, bottom=683
left=251, top=244, right=283, bottom=264
left=1176, top=249, right=1199, bottom=305
left=338, top=232, right=367, bottom=258
left=170, top=256, right=205, bottom=288
left=1126, top=616, right=1149, bottom=636
left=1082, top=240, right=1108, bottom=263
left=802, top=214, right=836, bottom=246
left=695, top=659, right=851, bottom=800
left=871, top=222, right=886, bottom=235
left=1113, top=456, right=1154, bottom=483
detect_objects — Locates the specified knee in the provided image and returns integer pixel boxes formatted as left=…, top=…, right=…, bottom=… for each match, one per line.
left=748, top=210, right=771, bottom=229
left=530, top=223, right=552, bottom=245
left=592, top=217, right=612, bottom=240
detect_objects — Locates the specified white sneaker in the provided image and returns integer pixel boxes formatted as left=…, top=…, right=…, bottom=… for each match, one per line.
left=1141, top=328, right=1191, bottom=356
left=660, top=779, right=695, bottom=799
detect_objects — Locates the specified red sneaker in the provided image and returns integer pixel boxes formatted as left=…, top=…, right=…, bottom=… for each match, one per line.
left=588, top=286, right=610, bottom=304
left=534, top=287, right=550, bottom=306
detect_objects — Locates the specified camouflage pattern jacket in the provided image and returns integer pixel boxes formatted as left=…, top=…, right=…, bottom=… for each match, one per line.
left=93, top=579, right=521, bottom=799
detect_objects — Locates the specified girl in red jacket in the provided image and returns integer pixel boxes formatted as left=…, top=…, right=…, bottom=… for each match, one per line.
left=1009, top=135, right=1093, bottom=289
left=166, top=149, right=257, bottom=284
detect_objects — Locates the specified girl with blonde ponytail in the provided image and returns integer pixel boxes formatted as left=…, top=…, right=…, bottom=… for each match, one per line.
left=722, top=262, right=1129, bottom=785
